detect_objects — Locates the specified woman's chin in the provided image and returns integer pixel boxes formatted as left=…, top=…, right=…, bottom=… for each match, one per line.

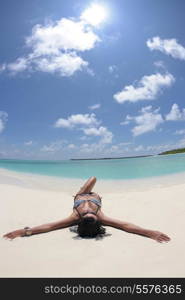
left=83, top=214, right=97, bottom=221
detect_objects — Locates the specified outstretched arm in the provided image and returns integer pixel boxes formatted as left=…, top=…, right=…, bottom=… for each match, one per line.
left=101, top=214, right=170, bottom=243
left=3, top=213, right=79, bottom=240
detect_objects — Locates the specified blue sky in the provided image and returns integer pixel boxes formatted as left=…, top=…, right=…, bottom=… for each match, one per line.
left=0, top=0, right=185, bottom=160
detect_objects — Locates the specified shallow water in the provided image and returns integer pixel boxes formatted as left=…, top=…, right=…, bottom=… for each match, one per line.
left=1, top=153, right=185, bottom=180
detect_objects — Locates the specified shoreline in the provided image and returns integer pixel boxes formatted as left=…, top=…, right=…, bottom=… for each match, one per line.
left=1, top=167, right=185, bottom=277
left=1, top=166, right=185, bottom=193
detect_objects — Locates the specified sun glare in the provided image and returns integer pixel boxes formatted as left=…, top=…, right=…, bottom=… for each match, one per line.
left=81, top=3, right=107, bottom=27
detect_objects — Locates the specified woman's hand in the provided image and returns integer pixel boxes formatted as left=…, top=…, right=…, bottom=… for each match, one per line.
left=3, top=229, right=25, bottom=240
left=149, top=230, right=171, bottom=243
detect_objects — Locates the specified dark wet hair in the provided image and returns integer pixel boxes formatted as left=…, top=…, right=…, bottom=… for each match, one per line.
left=77, top=217, right=106, bottom=238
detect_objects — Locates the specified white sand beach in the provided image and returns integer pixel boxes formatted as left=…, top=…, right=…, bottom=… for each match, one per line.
left=0, top=167, right=185, bottom=278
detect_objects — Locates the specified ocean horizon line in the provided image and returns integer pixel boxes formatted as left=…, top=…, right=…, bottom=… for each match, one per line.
left=0, top=154, right=156, bottom=162
left=0, top=154, right=154, bottom=163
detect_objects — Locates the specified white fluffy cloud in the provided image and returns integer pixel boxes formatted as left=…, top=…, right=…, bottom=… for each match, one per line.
left=54, top=113, right=100, bottom=128
left=83, top=126, right=113, bottom=144
left=54, top=113, right=113, bottom=144
left=1, top=12, right=101, bottom=76
left=165, top=103, right=185, bottom=121
left=0, top=111, right=8, bottom=133
left=26, top=18, right=100, bottom=55
left=123, top=106, right=164, bottom=136
left=113, top=73, right=174, bottom=103
left=34, top=52, right=88, bottom=76
left=121, top=103, right=185, bottom=137
left=147, top=37, right=185, bottom=60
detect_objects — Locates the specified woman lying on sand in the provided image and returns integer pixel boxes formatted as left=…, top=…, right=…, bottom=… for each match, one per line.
left=3, top=176, right=171, bottom=242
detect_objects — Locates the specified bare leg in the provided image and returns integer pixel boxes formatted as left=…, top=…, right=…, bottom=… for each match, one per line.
left=76, top=176, right=97, bottom=195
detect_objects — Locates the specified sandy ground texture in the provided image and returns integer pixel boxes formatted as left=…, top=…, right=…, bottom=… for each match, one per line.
left=0, top=168, right=185, bottom=277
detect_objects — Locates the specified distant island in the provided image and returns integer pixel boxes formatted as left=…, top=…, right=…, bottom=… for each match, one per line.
left=159, top=147, right=185, bottom=155
left=71, top=147, right=185, bottom=161
left=70, top=155, right=153, bottom=161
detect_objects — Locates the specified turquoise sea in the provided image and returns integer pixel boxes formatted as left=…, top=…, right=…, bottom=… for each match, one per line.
left=0, top=153, right=185, bottom=180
